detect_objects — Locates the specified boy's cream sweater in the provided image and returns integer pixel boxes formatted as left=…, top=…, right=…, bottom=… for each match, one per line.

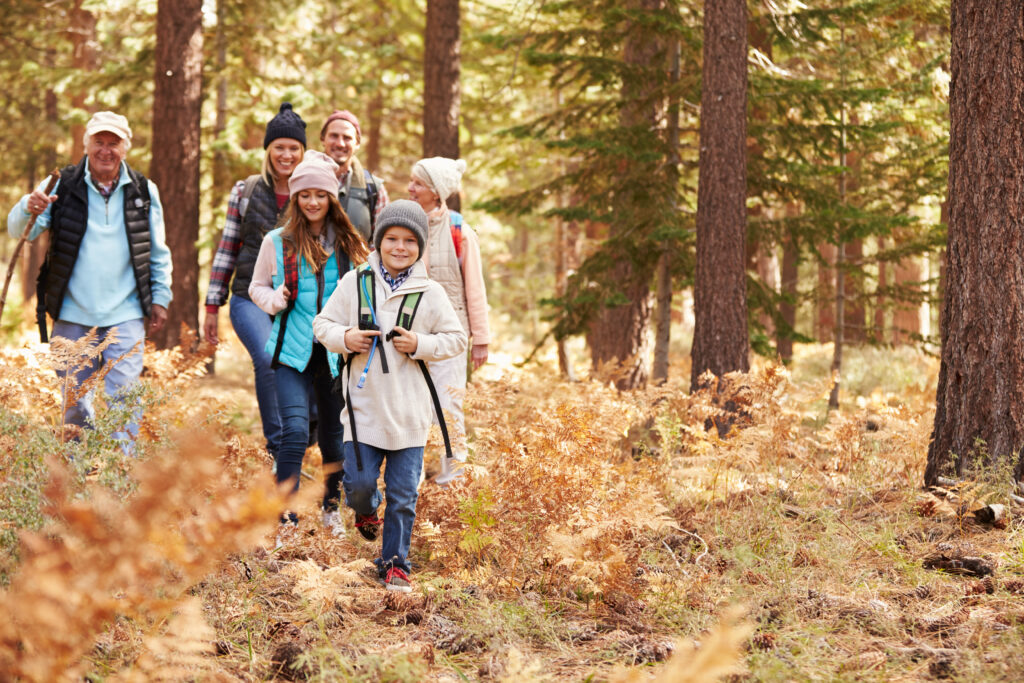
left=313, top=252, right=467, bottom=451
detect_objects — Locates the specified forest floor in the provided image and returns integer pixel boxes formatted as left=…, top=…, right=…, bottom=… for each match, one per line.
left=1, top=326, right=1023, bottom=682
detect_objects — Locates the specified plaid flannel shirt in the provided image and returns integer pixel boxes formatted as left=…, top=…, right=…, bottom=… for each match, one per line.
left=205, top=180, right=247, bottom=310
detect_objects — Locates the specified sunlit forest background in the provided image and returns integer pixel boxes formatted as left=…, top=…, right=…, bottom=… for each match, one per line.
left=6, top=1, right=1024, bottom=682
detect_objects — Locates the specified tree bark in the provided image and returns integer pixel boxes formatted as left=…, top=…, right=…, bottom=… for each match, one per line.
left=926, top=2, right=1024, bottom=484
left=652, top=35, right=682, bottom=385
left=777, top=234, right=798, bottom=363
left=68, top=0, right=96, bottom=162
left=423, top=0, right=461, bottom=211
left=586, top=0, right=664, bottom=391
left=892, top=252, right=922, bottom=344
left=691, top=0, right=749, bottom=388
left=149, top=0, right=203, bottom=349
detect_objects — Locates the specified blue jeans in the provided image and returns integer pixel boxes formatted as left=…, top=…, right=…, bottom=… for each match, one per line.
left=52, top=318, right=145, bottom=446
left=342, top=441, right=424, bottom=575
left=274, top=344, right=344, bottom=511
left=229, top=296, right=281, bottom=457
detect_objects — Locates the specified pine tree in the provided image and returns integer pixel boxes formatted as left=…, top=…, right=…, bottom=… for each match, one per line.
left=926, top=1, right=1024, bottom=484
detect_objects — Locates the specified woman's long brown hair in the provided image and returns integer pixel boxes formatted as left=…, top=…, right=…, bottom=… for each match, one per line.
left=280, top=193, right=369, bottom=273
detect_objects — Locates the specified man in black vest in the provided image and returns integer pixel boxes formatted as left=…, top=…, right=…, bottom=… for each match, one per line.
left=7, top=111, right=173, bottom=449
left=319, top=110, right=389, bottom=243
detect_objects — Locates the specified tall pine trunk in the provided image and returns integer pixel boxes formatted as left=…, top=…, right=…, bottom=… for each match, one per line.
left=586, top=0, right=664, bottom=391
left=691, top=0, right=749, bottom=388
left=423, top=0, right=461, bottom=211
left=149, top=0, right=203, bottom=349
left=926, top=2, right=1024, bottom=484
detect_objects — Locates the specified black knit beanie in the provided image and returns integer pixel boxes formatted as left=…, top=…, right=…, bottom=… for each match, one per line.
left=264, top=103, right=307, bottom=149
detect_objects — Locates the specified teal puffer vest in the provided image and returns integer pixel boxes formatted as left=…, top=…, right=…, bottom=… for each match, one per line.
left=263, top=228, right=348, bottom=374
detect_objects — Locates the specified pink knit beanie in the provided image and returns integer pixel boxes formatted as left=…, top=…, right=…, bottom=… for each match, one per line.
left=319, top=110, right=362, bottom=142
left=288, top=151, right=339, bottom=197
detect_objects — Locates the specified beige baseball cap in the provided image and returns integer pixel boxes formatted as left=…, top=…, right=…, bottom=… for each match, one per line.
left=84, top=111, right=132, bottom=141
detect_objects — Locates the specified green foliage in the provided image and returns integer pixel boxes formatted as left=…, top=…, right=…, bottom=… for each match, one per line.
left=480, top=0, right=699, bottom=340
left=748, top=0, right=950, bottom=352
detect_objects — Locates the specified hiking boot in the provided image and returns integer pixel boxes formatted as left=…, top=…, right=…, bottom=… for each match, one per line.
left=381, top=566, right=412, bottom=593
left=321, top=509, right=345, bottom=538
left=354, top=513, right=382, bottom=541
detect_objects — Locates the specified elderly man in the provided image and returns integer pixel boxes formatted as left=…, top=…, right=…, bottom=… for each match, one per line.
left=7, top=111, right=172, bottom=446
left=319, top=110, right=388, bottom=242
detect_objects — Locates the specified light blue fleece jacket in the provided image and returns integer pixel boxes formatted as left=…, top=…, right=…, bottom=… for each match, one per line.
left=7, top=159, right=173, bottom=327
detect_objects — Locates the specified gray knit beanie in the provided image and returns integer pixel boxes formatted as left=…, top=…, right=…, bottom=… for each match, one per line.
left=374, top=199, right=429, bottom=259
left=264, top=102, right=307, bottom=149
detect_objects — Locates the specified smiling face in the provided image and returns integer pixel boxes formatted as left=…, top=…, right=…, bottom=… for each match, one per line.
left=321, top=120, right=360, bottom=173
left=86, top=131, right=127, bottom=183
left=378, top=226, right=420, bottom=276
left=268, top=138, right=304, bottom=178
left=296, top=189, right=330, bottom=231
left=407, top=172, right=440, bottom=212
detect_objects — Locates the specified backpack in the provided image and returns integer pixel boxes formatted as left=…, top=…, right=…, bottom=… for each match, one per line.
left=237, top=174, right=263, bottom=220
left=340, top=263, right=452, bottom=473
left=450, top=211, right=463, bottom=261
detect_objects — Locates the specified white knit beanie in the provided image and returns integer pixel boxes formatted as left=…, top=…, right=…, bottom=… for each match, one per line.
left=288, top=150, right=339, bottom=197
left=412, top=157, right=467, bottom=203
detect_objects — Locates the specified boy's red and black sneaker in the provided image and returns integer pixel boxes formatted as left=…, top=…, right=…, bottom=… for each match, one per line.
left=355, top=513, right=382, bottom=541
left=382, top=566, right=412, bottom=593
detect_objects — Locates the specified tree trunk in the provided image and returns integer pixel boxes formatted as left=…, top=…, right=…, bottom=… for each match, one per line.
left=777, top=234, right=798, bottom=363
left=874, top=236, right=887, bottom=342
left=652, top=35, right=682, bottom=385
left=691, top=0, right=749, bottom=389
left=586, top=0, right=664, bottom=391
left=68, top=0, right=96, bottom=161
left=926, top=1, right=1024, bottom=484
left=423, top=0, right=461, bottom=211
left=149, top=0, right=203, bottom=349
left=22, top=81, right=57, bottom=304
left=892, top=252, right=922, bottom=344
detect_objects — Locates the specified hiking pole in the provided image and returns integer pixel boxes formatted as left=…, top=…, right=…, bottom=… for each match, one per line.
left=0, top=168, right=60, bottom=324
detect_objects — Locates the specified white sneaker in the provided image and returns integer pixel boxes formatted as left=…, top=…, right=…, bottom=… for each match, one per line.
left=321, top=509, right=345, bottom=538
left=434, top=456, right=464, bottom=486
left=274, top=520, right=298, bottom=550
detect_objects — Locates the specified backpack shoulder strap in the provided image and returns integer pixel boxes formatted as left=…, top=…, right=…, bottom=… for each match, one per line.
left=364, top=170, right=379, bottom=237
left=239, top=174, right=262, bottom=220
left=269, top=237, right=299, bottom=369
left=126, top=167, right=151, bottom=204
left=449, top=211, right=463, bottom=261
left=356, top=263, right=377, bottom=331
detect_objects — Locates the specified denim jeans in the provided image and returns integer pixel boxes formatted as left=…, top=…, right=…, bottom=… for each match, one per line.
left=342, top=441, right=424, bottom=575
left=52, top=318, right=145, bottom=447
left=229, top=296, right=281, bottom=457
left=273, top=344, right=344, bottom=511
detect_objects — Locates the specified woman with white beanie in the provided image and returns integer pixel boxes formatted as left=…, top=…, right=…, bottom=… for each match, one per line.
left=407, top=157, right=491, bottom=484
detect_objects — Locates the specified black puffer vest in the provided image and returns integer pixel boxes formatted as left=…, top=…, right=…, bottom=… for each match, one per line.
left=232, top=177, right=287, bottom=300
left=41, top=156, right=153, bottom=324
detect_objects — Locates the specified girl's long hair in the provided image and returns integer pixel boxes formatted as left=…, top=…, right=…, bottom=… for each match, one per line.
left=280, top=193, right=369, bottom=273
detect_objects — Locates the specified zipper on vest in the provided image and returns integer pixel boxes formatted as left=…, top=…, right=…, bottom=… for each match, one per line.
left=315, top=268, right=325, bottom=313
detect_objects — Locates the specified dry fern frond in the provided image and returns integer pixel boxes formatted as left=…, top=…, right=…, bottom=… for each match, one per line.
left=0, top=430, right=284, bottom=681
left=608, top=605, right=753, bottom=682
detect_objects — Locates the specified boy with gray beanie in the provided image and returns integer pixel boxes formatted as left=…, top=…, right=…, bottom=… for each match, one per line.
left=313, top=199, right=467, bottom=592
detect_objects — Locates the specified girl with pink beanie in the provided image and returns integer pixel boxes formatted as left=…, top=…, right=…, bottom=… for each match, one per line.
left=249, top=150, right=370, bottom=542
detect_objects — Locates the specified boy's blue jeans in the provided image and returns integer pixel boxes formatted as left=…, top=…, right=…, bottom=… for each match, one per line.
left=342, top=442, right=424, bottom=575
